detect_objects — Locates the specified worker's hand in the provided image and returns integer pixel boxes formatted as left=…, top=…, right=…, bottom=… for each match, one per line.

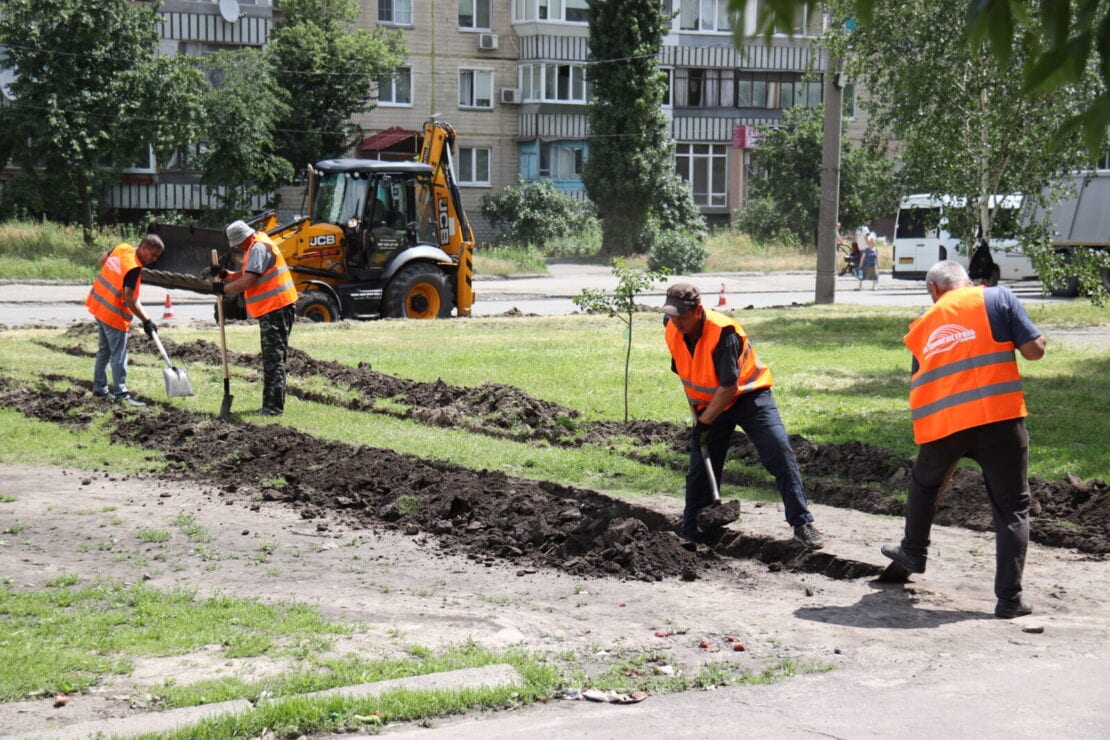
left=694, top=420, right=712, bottom=448
left=203, top=265, right=228, bottom=280
left=212, top=281, right=225, bottom=295
left=142, top=319, right=156, bottom=339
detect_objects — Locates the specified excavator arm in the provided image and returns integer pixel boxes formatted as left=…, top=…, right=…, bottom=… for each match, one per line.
left=419, top=120, right=475, bottom=316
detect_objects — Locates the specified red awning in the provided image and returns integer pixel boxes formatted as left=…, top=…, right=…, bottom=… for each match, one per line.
left=357, top=126, right=418, bottom=153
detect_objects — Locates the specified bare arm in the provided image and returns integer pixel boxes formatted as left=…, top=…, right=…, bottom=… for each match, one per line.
left=698, top=385, right=739, bottom=425
left=122, top=286, right=150, bottom=324
left=1018, top=335, right=1046, bottom=361
left=221, top=272, right=260, bottom=298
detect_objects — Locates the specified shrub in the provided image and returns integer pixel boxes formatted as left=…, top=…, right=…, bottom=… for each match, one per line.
left=480, top=181, right=598, bottom=253
left=646, top=228, right=707, bottom=274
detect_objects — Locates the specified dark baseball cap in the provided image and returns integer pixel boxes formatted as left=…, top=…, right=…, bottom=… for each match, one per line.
left=662, top=282, right=701, bottom=316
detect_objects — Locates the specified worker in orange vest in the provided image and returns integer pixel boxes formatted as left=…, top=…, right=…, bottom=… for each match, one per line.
left=662, top=282, right=823, bottom=550
left=212, top=220, right=299, bottom=416
left=85, top=234, right=165, bottom=407
left=883, top=260, right=1046, bottom=619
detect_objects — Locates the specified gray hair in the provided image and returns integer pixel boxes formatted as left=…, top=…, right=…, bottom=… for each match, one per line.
left=925, top=260, right=972, bottom=291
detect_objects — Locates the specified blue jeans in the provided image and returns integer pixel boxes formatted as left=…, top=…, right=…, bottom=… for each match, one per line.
left=93, top=320, right=130, bottom=397
left=683, top=387, right=814, bottom=537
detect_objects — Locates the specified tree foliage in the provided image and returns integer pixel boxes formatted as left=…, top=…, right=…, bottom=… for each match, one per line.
left=737, top=106, right=896, bottom=246
left=0, top=0, right=206, bottom=238
left=267, top=0, right=406, bottom=168
left=198, top=50, right=294, bottom=219
left=582, top=0, right=674, bottom=256
left=727, top=0, right=1110, bottom=159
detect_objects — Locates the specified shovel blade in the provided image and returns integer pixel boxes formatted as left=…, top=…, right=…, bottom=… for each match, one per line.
left=162, top=367, right=194, bottom=397
left=218, top=394, right=234, bottom=421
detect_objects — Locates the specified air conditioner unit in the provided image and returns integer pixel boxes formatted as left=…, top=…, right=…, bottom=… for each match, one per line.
left=499, top=87, right=521, bottom=104
left=478, top=32, right=498, bottom=50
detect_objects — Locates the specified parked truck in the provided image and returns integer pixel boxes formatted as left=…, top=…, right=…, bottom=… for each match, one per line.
left=144, top=119, right=475, bottom=320
left=1025, top=170, right=1110, bottom=296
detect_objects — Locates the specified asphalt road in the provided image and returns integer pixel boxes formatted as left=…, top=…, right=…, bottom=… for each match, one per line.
left=0, top=263, right=1059, bottom=328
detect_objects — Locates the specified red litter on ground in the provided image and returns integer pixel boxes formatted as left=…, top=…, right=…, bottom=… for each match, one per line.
left=733, top=643, right=746, bottom=652
left=699, top=639, right=712, bottom=649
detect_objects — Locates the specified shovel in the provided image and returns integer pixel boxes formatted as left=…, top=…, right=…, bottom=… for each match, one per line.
left=149, top=328, right=194, bottom=397
left=690, top=406, right=742, bottom=531
left=214, top=249, right=234, bottom=420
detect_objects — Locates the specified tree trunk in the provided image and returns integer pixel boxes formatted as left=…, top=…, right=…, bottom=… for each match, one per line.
left=74, top=170, right=95, bottom=244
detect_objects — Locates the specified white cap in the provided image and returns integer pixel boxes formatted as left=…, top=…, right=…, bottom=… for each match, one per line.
left=225, top=220, right=253, bottom=248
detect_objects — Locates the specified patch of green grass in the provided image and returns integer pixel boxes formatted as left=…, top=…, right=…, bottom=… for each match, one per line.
left=473, top=244, right=548, bottom=276
left=136, top=527, right=172, bottom=543
left=0, top=581, right=350, bottom=701
left=394, top=494, right=419, bottom=515
left=45, top=573, right=80, bottom=588
left=0, top=494, right=16, bottom=503
left=2, top=523, right=25, bottom=534
left=172, top=513, right=213, bottom=544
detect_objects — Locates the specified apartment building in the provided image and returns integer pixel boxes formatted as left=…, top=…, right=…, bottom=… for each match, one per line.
left=358, top=0, right=862, bottom=237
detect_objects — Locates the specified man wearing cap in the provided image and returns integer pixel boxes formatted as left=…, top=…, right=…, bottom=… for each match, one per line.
left=662, top=282, right=824, bottom=548
left=213, top=220, right=299, bottom=416
left=86, top=234, right=165, bottom=407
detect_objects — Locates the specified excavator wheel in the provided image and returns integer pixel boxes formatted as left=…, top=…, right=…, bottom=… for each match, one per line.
left=384, top=263, right=454, bottom=319
left=295, top=290, right=341, bottom=323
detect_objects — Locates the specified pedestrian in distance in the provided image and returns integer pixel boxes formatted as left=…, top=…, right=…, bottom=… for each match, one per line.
left=661, top=282, right=824, bottom=549
left=882, top=260, right=1046, bottom=619
left=858, top=234, right=880, bottom=290
left=86, top=234, right=165, bottom=407
left=212, top=220, right=299, bottom=417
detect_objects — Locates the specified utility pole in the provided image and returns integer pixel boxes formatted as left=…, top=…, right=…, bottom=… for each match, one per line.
left=815, top=51, right=843, bottom=305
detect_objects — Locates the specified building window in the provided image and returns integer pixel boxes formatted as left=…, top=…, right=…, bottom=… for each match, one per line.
left=737, top=1, right=822, bottom=36
left=459, top=0, right=491, bottom=29
left=513, top=0, right=588, bottom=23
left=675, top=143, right=727, bottom=207
left=736, top=71, right=823, bottom=109
left=458, top=147, right=491, bottom=184
left=378, top=0, right=412, bottom=25
left=538, top=142, right=585, bottom=179
left=678, top=0, right=734, bottom=32
left=377, top=67, right=412, bottom=105
left=674, top=68, right=734, bottom=108
left=520, top=63, right=589, bottom=102
left=459, top=69, right=494, bottom=108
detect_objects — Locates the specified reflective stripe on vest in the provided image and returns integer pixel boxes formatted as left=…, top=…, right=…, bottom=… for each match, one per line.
left=242, top=233, right=298, bottom=318
left=665, top=307, right=773, bottom=410
left=85, top=243, right=140, bottom=332
left=904, top=286, right=1026, bottom=444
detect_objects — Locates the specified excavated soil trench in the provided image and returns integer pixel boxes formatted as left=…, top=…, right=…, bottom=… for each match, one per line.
left=11, top=329, right=1107, bottom=586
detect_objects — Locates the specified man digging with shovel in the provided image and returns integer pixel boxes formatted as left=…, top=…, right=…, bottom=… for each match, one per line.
left=662, top=282, right=824, bottom=549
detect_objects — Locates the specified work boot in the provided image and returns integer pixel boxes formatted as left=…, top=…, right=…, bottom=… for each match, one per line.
left=881, top=543, right=926, bottom=573
left=995, top=595, right=1033, bottom=619
left=115, top=394, right=146, bottom=408
left=793, top=523, right=825, bottom=550
left=259, top=407, right=283, bottom=417
left=92, top=388, right=110, bottom=398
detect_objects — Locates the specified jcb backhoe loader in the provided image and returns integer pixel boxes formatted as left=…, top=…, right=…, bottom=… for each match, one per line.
left=144, top=119, right=475, bottom=321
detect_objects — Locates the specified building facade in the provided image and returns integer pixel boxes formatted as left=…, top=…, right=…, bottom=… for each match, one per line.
left=357, top=0, right=866, bottom=237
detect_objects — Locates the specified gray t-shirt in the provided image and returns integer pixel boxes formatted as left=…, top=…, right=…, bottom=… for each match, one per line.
left=244, top=240, right=276, bottom=275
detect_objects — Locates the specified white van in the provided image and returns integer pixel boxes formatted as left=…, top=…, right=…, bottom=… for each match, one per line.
left=891, top=193, right=1037, bottom=282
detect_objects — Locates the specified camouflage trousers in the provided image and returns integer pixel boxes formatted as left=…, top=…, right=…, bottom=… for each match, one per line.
left=258, top=304, right=295, bottom=413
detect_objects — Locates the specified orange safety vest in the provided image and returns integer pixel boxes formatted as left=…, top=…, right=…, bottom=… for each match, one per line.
left=242, top=232, right=298, bottom=318
left=904, top=286, right=1026, bottom=444
left=665, top=308, right=773, bottom=411
left=85, top=243, right=141, bottom=332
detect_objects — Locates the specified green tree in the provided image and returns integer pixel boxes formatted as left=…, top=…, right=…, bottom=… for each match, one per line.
left=267, top=0, right=405, bottom=168
left=0, top=0, right=206, bottom=240
left=573, top=259, right=668, bottom=422
left=581, top=0, right=673, bottom=256
left=737, top=106, right=895, bottom=246
left=831, top=0, right=1095, bottom=283
left=727, top=0, right=1110, bottom=157
left=199, top=50, right=294, bottom=219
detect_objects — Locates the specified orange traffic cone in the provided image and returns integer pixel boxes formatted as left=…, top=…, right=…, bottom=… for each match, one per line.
left=716, top=283, right=728, bottom=308
left=161, top=294, right=175, bottom=320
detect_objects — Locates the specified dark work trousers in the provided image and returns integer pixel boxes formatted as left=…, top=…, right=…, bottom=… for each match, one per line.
left=901, top=418, right=1031, bottom=601
left=683, top=387, right=814, bottom=538
left=258, top=304, right=295, bottom=412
